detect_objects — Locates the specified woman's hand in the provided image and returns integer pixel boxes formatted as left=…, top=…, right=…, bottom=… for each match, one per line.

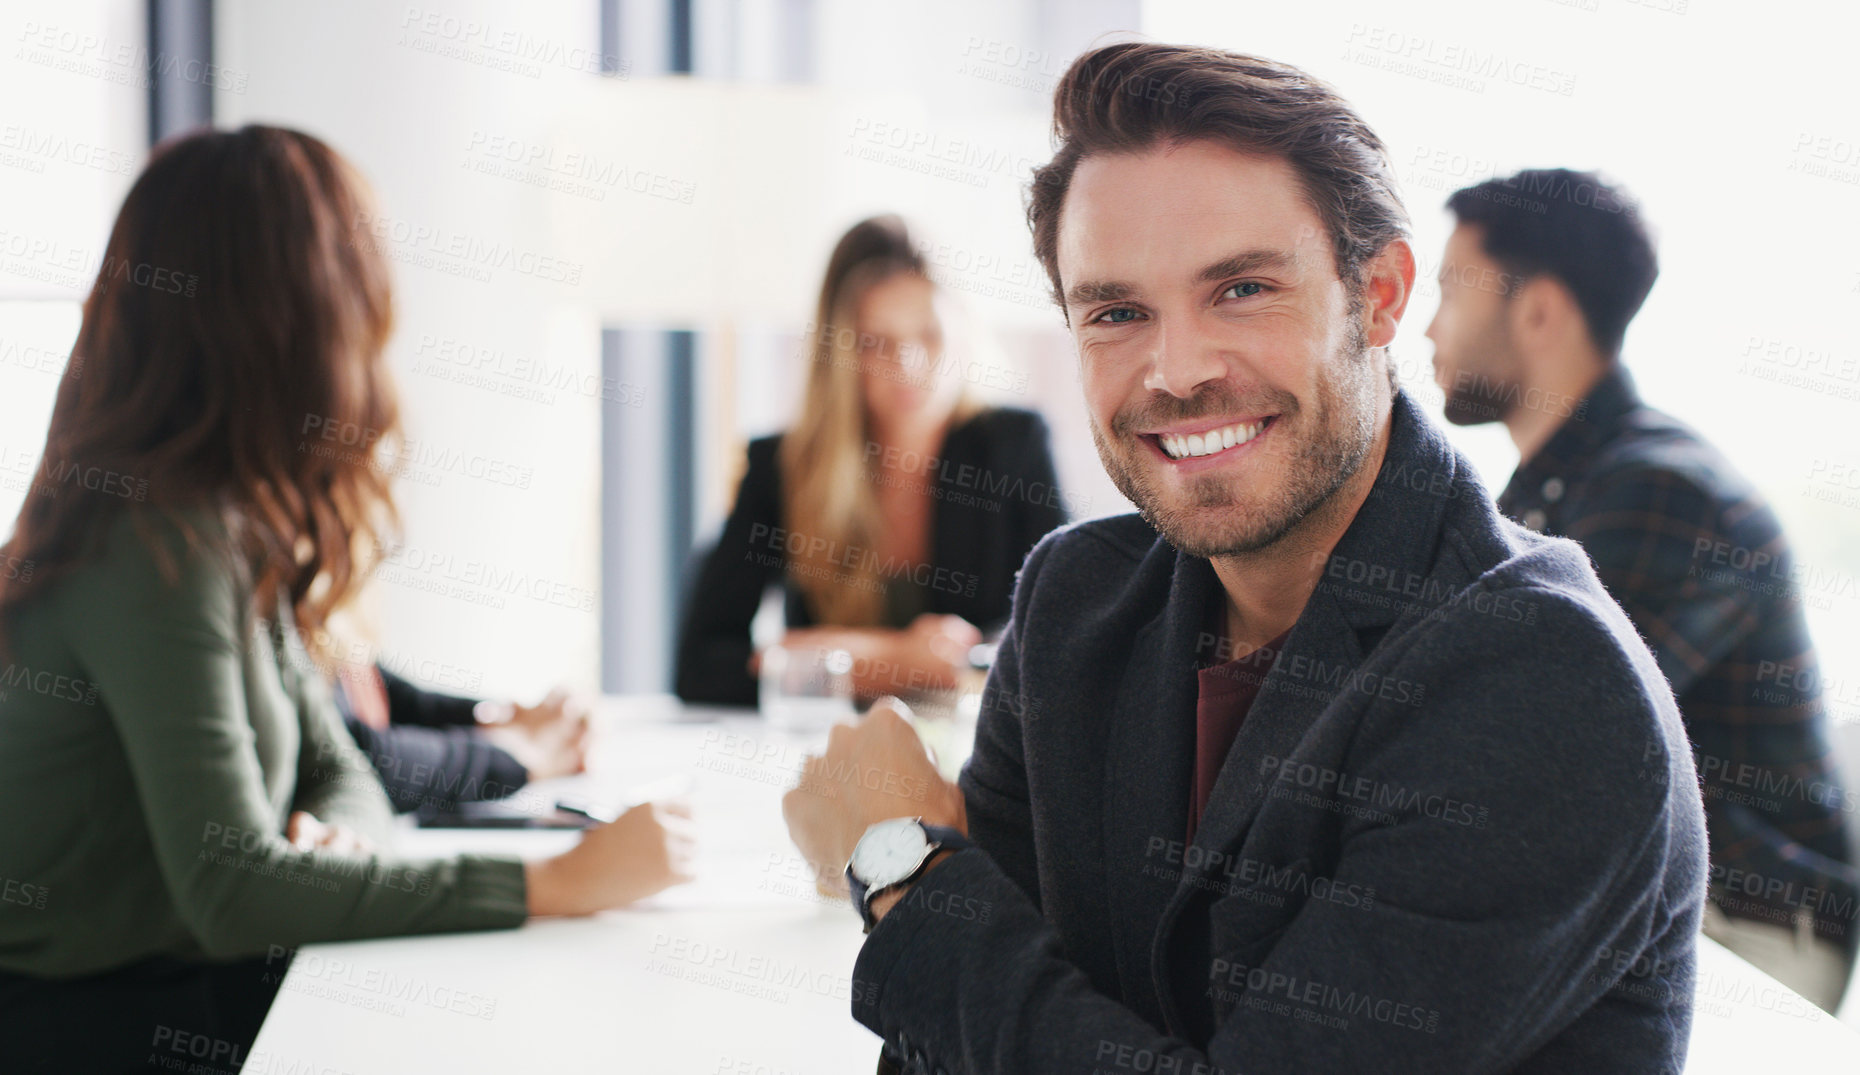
left=882, top=614, right=983, bottom=693
left=524, top=800, right=698, bottom=917
left=285, top=811, right=376, bottom=855
left=781, top=615, right=983, bottom=698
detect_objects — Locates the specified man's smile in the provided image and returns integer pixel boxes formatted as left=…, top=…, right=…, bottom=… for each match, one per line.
left=1140, top=415, right=1279, bottom=470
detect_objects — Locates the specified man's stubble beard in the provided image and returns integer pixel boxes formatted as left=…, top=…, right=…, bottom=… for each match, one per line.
left=1089, top=317, right=1382, bottom=559
left=1440, top=376, right=1516, bottom=426
left=1437, top=311, right=1524, bottom=427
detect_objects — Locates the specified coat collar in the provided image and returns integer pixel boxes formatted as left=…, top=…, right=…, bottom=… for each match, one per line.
left=1498, top=363, right=1642, bottom=519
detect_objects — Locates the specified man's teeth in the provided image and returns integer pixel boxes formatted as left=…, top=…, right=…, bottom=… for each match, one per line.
left=1159, top=420, right=1267, bottom=460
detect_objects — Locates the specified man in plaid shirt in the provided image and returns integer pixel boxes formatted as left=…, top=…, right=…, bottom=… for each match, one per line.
left=1426, top=167, right=1856, bottom=1011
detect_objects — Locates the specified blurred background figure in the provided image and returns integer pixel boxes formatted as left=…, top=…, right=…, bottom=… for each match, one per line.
left=1427, top=168, right=1857, bottom=1012
left=675, top=216, right=1068, bottom=706
left=332, top=657, right=591, bottom=818
left=0, top=126, right=692, bottom=1071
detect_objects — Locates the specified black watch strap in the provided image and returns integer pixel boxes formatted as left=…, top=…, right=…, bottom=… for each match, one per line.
left=847, top=823, right=973, bottom=933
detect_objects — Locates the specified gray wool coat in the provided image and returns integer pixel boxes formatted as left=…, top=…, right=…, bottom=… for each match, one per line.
left=854, top=391, right=1708, bottom=1075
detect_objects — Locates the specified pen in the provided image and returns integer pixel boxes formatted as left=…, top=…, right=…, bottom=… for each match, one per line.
left=553, top=801, right=614, bottom=824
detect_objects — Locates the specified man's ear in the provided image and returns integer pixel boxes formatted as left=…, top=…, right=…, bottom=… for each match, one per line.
left=1508, top=275, right=1574, bottom=351
left=1361, top=239, right=1415, bottom=349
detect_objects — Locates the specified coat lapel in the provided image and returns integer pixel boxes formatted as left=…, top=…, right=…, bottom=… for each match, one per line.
left=1100, top=550, right=1212, bottom=1018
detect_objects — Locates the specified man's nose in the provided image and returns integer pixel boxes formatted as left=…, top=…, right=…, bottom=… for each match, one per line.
left=1142, top=319, right=1227, bottom=399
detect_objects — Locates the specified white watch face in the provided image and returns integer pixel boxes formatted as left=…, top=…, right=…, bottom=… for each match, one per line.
left=849, top=817, right=928, bottom=889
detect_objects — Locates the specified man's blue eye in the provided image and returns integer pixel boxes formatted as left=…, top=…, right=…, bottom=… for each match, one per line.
left=1101, top=308, right=1138, bottom=324
left=1224, top=281, right=1264, bottom=299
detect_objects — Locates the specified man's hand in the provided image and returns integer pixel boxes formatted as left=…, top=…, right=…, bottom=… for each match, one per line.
left=484, top=688, right=591, bottom=781
left=781, top=699, right=967, bottom=918
left=509, top=688, right=590, bottom=733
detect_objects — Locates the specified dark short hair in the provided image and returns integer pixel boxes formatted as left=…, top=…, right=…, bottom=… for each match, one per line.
left=1445, top=169, right=1657, bottom=357
left=1027, top=42, right=1410, bottom=312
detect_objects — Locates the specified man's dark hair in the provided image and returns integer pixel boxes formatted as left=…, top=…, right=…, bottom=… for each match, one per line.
left=1445, top=169, right=1657, bottom=358
left=1027, top=43, right=1410, bottom=313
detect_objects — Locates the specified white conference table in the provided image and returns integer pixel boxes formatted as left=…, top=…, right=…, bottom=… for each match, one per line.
left=253, top=695, right=1860, bottom=1073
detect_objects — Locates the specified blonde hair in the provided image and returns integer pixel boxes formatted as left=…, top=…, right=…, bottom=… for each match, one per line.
left=779, top=217, right=980, bottom=625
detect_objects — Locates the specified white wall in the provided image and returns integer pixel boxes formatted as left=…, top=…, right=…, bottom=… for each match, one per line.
left=212, top=0, right=1141, bottom=699
left=0, top=0, right=146, bottom=535
left=216, top=0, right=613, bottom=699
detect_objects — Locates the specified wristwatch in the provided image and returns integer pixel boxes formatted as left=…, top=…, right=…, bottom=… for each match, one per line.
left=845, top=817, right=972, bottom=933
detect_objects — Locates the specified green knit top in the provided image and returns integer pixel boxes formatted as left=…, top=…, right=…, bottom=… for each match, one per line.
left=0, top=507, right=527, bottom=978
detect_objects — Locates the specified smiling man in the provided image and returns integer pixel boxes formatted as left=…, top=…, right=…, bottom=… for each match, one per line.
left=784, top=43, right=1707, bottom=1074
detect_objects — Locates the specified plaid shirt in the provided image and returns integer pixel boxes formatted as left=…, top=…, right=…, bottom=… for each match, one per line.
left=1500, top=364, right=1857, bottom=952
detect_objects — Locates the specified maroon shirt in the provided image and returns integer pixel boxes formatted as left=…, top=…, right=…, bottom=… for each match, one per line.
left=1188, top=627, right=1290, bottom=842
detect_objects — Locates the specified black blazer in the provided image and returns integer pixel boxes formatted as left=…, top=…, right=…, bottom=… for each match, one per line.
left=854, top=391, right=1708, bottom=1074
left=675, top=407, right=1068, bottom=707
left=336, top=668, right=528, bottom=815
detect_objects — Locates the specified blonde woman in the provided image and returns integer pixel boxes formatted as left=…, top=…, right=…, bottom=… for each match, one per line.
left=676, top=216, right=1068, bottom=706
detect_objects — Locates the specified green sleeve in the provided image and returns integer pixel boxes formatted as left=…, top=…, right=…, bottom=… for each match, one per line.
left=53, top=511, right=527, bottom=958
left=287, top=638, right=398, bottom=843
